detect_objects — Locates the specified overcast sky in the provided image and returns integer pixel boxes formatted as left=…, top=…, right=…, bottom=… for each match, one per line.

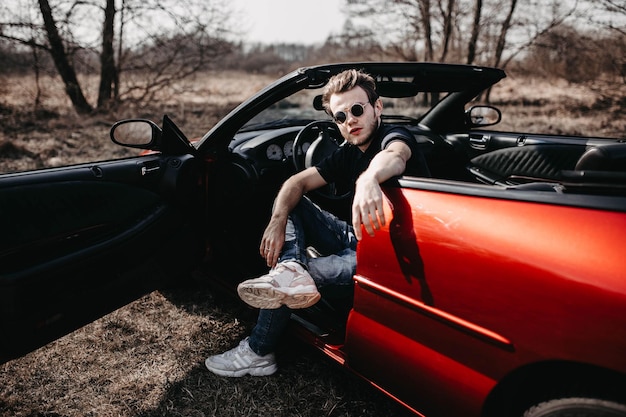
left=230, top=0, right=346, bottom=45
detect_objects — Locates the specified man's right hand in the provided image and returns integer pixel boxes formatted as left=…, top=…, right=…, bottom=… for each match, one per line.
left=260, top=218, right=286, bottom=268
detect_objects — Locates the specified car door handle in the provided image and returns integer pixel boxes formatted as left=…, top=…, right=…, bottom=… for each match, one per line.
left=470, top=134, right=490, bottom=150
left=140, top=161, right=160, bottom=176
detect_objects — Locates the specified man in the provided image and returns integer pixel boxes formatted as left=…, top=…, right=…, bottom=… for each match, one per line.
left=205, top=69, right=430, bottom=377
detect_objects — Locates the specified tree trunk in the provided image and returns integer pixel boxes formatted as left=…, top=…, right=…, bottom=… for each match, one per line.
left=418, top=0, right=434, bottom=61
left=31, top=44, right=42, bottom=110
left=494, top=0, right=517, bottom=68
left=38, top=0, right=93, bottom=115
left=97, top=0, right=117, bottom=109
left=467, top=0, right=482, bottom=64
left=439, top=0, right=455, bottom=62
left=114, top=0, right=126, bottom=100
left=486, top=0, right=517, bottom=102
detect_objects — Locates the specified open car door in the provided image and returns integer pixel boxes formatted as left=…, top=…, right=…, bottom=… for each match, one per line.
left=0, top=116, right=205, bottom=363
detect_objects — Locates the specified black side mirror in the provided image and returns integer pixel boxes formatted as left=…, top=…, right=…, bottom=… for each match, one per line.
left=467, top=105, right=501, bottom=127
left=110, top=119, right=160, bottom=149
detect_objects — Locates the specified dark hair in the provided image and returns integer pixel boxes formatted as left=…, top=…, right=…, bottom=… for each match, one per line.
left=321, top=69, right=378, bottom=115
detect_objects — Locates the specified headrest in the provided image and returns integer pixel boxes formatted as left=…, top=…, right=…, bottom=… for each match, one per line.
left=575, top=144, right=626, bottom=171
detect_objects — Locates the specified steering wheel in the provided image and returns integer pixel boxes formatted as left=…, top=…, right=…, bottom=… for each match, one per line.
left=292, top=120, right=350, bottom=200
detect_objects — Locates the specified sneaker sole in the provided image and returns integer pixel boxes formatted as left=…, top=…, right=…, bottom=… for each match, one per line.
left=282, top=291, right=321, bottom=309
left=205, top=359, right=278, bottom=377
left=237, top=282, right=320, bottom=309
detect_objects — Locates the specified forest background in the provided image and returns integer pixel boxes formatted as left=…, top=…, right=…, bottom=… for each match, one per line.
left=0, top=0, right=624, bottom=172
left=0, top=1, right=625, bottom=416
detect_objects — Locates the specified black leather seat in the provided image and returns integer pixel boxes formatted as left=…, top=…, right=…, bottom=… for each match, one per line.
left=575, top=144, right=626, bottom=172
left=469, top=144, right=586, bottom=184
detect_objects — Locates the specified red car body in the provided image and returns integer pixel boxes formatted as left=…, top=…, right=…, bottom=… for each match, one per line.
left=347, top=183, right=626, bottom=416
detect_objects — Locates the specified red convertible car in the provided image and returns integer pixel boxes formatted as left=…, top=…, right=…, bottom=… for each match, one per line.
left=1, top=62, right=625, bottom=417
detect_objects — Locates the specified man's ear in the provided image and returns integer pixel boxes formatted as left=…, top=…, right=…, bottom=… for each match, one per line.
left=375, top=98, right=383, bottom=117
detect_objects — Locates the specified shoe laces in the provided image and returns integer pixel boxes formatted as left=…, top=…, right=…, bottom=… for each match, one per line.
left=268, top=262, right=304, bottom=286
left=270, top=262, right=295, bottom=275
left=220, top=338, right=252, bottom=359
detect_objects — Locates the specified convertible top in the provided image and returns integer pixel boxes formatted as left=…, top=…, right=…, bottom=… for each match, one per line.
left=300, top=62, right=506, bottom=93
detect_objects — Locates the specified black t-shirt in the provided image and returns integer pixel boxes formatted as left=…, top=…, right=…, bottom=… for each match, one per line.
left=315, top=123, right=430, bottom=194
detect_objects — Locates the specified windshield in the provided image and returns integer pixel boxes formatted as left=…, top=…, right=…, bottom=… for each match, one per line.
left=242, top=88, right=326, bottom=129
left=241, top=76, right=446, bottom=131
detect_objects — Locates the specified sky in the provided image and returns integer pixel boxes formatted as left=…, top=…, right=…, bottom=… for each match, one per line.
left=229, top=0, right=346, bottom=45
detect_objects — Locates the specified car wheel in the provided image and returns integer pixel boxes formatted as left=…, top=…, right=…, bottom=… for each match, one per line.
left=523, top=398, right=626, bottom=417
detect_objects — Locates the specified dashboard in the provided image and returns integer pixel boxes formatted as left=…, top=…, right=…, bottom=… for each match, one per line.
left=231, top=126, right=313, bottom=170
left=228, top=123, right=459, bottom=185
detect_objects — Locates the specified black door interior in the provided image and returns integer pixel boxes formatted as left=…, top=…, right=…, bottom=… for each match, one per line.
left=0, top=153, right=204, bottom=363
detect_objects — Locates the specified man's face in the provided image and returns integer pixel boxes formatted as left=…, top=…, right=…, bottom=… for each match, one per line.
left=329, top=86, right=382, bottom=151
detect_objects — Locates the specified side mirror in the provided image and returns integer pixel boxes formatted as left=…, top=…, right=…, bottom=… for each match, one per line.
left=467, top=105, right=501, bottom=127
left=110, top=119, right=160, bottom=149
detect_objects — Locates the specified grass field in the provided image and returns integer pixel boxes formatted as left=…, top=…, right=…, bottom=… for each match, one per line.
left=0, top=69, right=624, bottom=417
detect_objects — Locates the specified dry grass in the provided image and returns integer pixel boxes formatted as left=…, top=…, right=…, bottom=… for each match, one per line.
left=0, top=69, right=624, bottom=417
left=487, top=73, right=625, bottom=137
left=0, top=71, right=275, bottom=173
left=0, top=286, right=405, bottom=417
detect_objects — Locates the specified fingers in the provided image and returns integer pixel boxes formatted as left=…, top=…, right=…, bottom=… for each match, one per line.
left=374, top=198, right=386, bottom=228
left=261, top=247, right=275, bottom=267
left=266, top=251, right=278, bottom=268
left=260, top=242, right=276, bottom=267
left=352, top=212, right=363, bottom=240
left=260, top=234, right=284, bottom=268
left=352, top=177, right=388, bottom=240
left=352, top=198, right=386, bottom=240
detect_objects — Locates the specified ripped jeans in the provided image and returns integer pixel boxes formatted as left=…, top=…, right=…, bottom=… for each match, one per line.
left=248, top=197, right=357, bottom=356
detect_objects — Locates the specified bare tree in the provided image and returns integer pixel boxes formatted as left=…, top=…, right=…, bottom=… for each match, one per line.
left=466, top=0, right=482, bottom=64
left=497, top=0, right=578, bottom=69
left=343, top=0, right=436, bottom=61
left=587, top=0, right=626, bottom=36
left=341, top=0, right=586, bottom=71
left=580, top=0, right=626, bottom=83
left=343, top=0, right=483, bottom=63
left=116, top=0, right=235, bottom=103
left=38, top=0, right=93, bottom=114
left=0, top=0, right=236, bottom=114
left=492, top=0, right=516, bottom=68
left=98, top=0, right=116, bottom=109
left=418, top=0, right=435, bottom=61
left=438, top=0, right=456, bottom=62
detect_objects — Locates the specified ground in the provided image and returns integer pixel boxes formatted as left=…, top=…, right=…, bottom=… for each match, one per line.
left=0, top=286, right=406, bottom=417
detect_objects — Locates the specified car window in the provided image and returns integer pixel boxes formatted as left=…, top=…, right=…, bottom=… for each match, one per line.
left=242, top=85, right=444, bottom=131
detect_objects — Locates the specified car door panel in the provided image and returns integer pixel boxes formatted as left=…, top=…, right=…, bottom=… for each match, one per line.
left=345, top=307, right=495, bottom=416
left=447, top=130, right=617, bottom=160
left=347, top=179, right=626, bottom=417
left=0, top=154, right=203, bottom=363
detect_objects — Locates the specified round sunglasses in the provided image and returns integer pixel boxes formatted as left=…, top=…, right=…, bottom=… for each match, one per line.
left=332, top=102, right=370, bottom=124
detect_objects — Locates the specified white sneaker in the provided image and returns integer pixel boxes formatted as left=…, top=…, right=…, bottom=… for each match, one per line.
left=237, top=261, right=321, bottom=309
left=205, top=337, right=277, bottom=377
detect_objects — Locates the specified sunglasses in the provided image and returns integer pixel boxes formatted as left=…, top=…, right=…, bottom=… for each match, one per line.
left=332, top=102, right=370, bottom=124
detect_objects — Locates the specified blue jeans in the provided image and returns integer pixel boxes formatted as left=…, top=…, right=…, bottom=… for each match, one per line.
left=248, top=197, right=357, bottom=356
